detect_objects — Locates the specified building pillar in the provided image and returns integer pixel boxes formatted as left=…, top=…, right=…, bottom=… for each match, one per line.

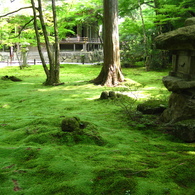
left=83, top=43, right=87, bottom=51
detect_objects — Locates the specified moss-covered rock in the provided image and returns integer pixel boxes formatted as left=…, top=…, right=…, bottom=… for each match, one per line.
left=109, top=91, right=116, bottom=99
left=100, top=91, right=128, bottom=100
left=61, top=117, right=105, bottom=145
left=100, top=91, right=109, bottom=99
left=169, top=119, right=195, bottom=142
left=1, top=75, right=22, bottom=81
left=160, top=92, right=195, bottom=123
left=61, top=117, right=80, bottom=132
left=137, top=100, right=166, bottom=115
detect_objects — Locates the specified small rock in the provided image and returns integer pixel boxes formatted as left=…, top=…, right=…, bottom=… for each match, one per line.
left=1, top=75, right=9, bottom=80
left=1, top=75, right=22, bottom=82
left=61, top=117, right=80, bottom=132
left=9, top=76, right=22, bottom=82
left=109, top=91, right=116, bottom=99
left=100, top=91, right=109, bottom=99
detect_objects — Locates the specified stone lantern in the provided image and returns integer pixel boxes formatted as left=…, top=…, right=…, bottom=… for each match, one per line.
left=155, top=18, right=195, bottom=142
left=171, top=50, right=195, bottom=80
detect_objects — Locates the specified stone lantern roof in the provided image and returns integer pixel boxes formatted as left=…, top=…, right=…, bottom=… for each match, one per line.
left=155, top=18, right=195, bottom=50
left=155, top=18, right=195, bottom=81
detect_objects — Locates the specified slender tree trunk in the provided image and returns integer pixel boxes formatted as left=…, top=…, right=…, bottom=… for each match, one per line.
left=31, top=0, right=49, bottom=77
left=37, top=0, right=55, bottom=85
left=51, top=0, right=60, bottom=84
left=138, top=0, right=150, bottom=71
left=91, top=0, right=124, bottom=86
left=31, top=0, right=61, bottom=86
left=37, top=0, right=53, bottom=66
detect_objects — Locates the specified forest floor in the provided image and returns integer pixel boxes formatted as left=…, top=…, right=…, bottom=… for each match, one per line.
left=0, top=64, right=194, bottom=195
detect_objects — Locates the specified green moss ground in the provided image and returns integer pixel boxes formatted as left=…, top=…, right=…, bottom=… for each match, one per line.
left=0, top=64, right=194, bottom=194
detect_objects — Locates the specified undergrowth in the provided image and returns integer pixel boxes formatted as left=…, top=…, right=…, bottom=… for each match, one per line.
left=0, top=64, right=194, bottom=195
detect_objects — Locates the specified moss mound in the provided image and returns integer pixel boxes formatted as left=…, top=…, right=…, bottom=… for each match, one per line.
left=61, top=117, right=105, bottom=146
left=93, top=168, right=137, bottom=194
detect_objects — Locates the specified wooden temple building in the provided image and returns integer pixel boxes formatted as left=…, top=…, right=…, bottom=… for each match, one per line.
left=59, top=24, right=102, bottom=52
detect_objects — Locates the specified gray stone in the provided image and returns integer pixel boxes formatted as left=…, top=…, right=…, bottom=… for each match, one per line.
left=155, top=24, right=195, bottom=50
left=160, top=93, right=195, bottom=123
left=185, top=17, right=195, bottom=26
left=162, top=76, right=195, bottom=92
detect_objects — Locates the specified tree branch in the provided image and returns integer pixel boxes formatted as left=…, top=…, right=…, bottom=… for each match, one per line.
left=140, top=1, right=155, bottom=8
left=11, top=18, right=35, bottom=38
left=144, top=2, right=155, bottom=8
left=0, top=6, right=33, bottom=18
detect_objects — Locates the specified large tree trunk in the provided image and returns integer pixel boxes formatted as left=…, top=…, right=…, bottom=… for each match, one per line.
left=92, top=0, right=124, bottom=86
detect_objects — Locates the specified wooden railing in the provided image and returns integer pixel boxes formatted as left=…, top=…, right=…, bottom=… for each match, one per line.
left=61, top=37, right=101, bottom=43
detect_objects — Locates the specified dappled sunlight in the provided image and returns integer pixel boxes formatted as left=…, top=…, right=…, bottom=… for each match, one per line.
left=1, top=104, right=10, bottom=109
left=85, top=95, right=101, bottom=100
left=143, top=86, right=167, bottom=91
left=124, top=78, right=143, bottom=87
left=21, top=82, right=36, bottom=85
left=121, top=91, right=150, bottom=99
left=37, top=88, right=59, bottom=92
left=187, top=151, right=195, bottom=155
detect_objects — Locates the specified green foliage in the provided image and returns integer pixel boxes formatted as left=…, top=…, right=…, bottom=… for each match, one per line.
left=0, top=14, right=36, bottom=48
left=154, top=0, right=195, bottom=29
left=119, top=4, right=156, bottom=68
left=119, top=17, right=145, bottom=67
left=0, top=0, right=103, bottom=52
left=119, top=0, right=195, bottom=70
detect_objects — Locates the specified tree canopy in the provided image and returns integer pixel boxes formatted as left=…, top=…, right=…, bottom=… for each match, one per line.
left=1, top=0, right=195, bottom=73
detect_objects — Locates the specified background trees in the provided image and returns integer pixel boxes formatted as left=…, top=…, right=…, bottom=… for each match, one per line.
left=1, top=0, right=195, bottom=75
left=118, top=0, right=195, bottom=70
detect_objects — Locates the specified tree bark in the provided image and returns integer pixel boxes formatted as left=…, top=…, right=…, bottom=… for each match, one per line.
left=92, top=0, right=124, bottom=86
left=51, top=0, right=60, bottom=84
left=138, top=0, right=150, bottom=71
left=31, top=0, right=61, bottom=86
left=31, top=0, right=49, bottom=77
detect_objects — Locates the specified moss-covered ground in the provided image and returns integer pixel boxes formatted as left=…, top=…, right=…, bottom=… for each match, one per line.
left=0, top=64, right=194, bottom=195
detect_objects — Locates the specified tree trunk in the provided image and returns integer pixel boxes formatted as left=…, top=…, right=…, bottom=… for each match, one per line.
left=51, top=0, right=60, bottom=84
left=31, top=0, right=49, bottom=77
left=138, top=0, right=150, bottom=71
left=31, top=0, right=61, bottom=86
left=92, top=0, right=124, bottom=86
